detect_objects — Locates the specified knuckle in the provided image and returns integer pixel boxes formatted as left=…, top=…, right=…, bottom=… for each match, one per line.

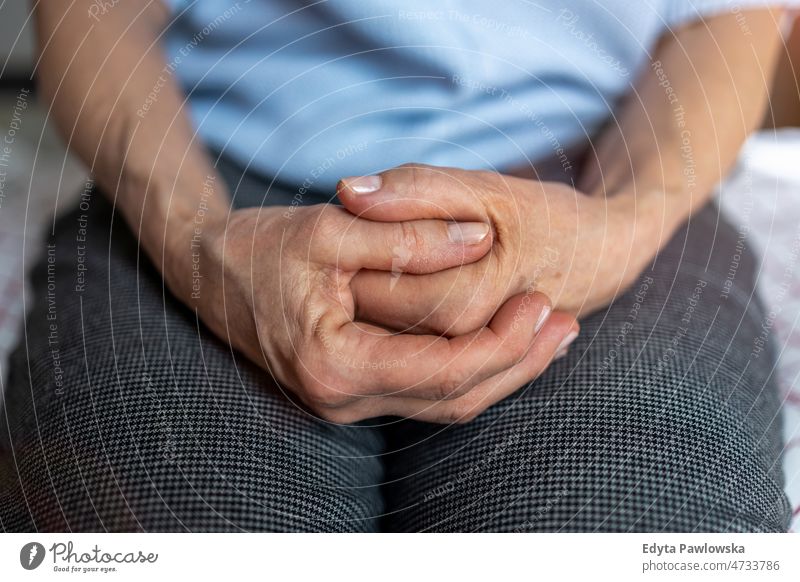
left=440, top=399, right=480, bottom=424
left=313, top=206, right=345, bottom=240
left=394, top=221, right=426, bottom=261
left=436, top=287, right=495, bottom=336
left=301, top=206, right=347, bottom=253
left=288, top=217, right=317, bottom=255
left=435, top=369, right=471, bottom=400
left=468, top=286, right=497, bottom=318
left=433, top=305, right=483, bottom=337
left=298, top=371, right=349, bottom=410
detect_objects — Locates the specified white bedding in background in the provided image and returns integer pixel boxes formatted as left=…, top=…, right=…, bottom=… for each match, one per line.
left=716, top=129, right=800, bottom=531
left=0, top=118, right=799, bottom=529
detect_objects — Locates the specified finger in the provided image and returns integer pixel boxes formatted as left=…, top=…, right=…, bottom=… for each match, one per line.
left=352, top=266, right=493, bottom=336
left=329, top=292, right=552, bottom=400
left=311, top=206, right=492, bottom=273
left=368, top=312, right=579, bottom=423
left=337, top=164, right=491, bottom=223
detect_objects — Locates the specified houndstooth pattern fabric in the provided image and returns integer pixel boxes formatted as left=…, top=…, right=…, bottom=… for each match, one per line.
left=0, top=156, right=790, bottom=532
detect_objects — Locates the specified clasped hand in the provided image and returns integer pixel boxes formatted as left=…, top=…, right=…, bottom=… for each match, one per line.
left=192, top=164, right=647, bottom=423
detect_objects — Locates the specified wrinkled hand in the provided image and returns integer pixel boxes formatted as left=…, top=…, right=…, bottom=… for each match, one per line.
left=183, top=203, right=578, bottom=424
left=340, top=164, right=650, bottom=337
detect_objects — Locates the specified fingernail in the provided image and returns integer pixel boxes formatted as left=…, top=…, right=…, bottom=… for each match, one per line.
left=345, top=175, right=382, bottom=194
left=534, top=305, right=551, bottom=334
left=556, top=330, right=578, bottom=354
left=447, top=222, right=490, bottom=244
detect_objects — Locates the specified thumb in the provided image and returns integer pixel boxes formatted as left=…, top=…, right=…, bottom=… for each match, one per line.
left=337, top=163, right=488, bottom=223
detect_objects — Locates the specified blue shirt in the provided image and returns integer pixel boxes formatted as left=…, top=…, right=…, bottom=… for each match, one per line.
left=162, top=0, right=781, bottom=191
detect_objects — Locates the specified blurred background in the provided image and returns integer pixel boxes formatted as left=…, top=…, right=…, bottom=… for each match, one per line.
left=0, top=3, right=86, bottom=370
left=1, top=3, right=800, bottom=528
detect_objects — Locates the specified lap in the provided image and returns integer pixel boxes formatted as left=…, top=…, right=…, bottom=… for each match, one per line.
left=2, top=157, right=789, bottom=532
left=0, top=183, right=384, bottom=532
left=381, top=202, right=790, bottom=532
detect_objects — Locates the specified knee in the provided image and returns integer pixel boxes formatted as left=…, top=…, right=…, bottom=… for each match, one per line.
left=546, top=378, right=790, bottom=532
left=447, top=373, right=791, bottom=532
left=4, top=362, right=382, bottom=532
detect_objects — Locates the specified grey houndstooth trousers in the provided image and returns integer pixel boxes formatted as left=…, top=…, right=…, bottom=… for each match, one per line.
left=0, top=154, right=790, bottom=532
